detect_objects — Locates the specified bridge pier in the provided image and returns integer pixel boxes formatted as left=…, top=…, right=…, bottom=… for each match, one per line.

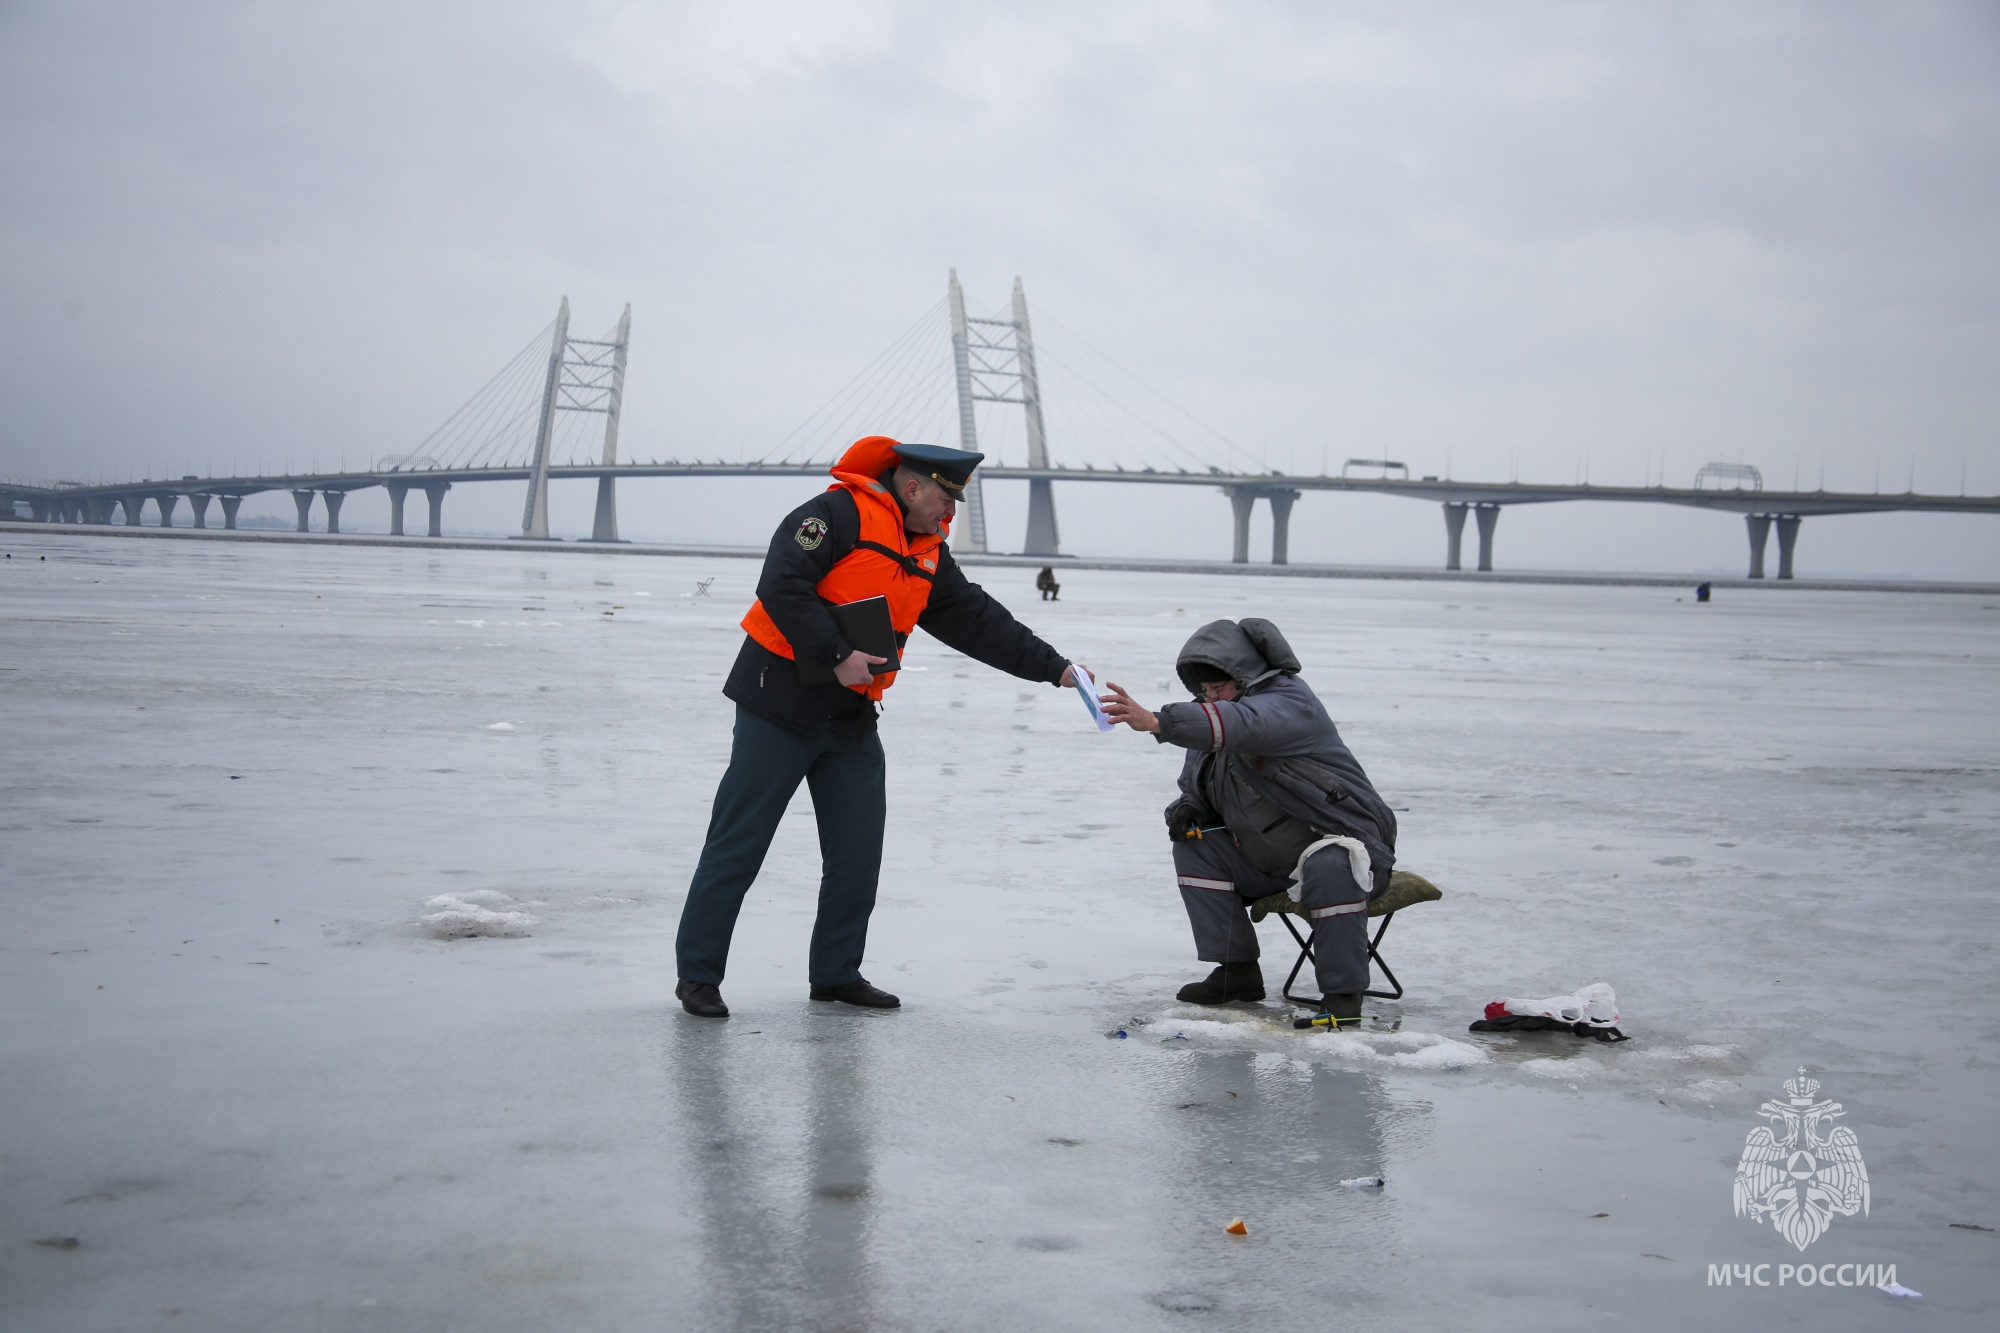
left=154, top=494, right=178, bottom=528
left=1474, top=503, right=1500, bottom=572
left=322, top=490, right=345, bottom=535
left=423, top=482, right=449, bottom=538
left=82, top=496, right=112, bottom=524
left=387, top=483, right=409, bottom=537
left=292, top=490, right=315, bottom=532
left=189, top=493, right=210, bottom=528
left=219, top=495, right=242, bottom=529
left=1023, top=478, right=1060, bottom=556
left=1745, top=513, right=1772, bottom=578
left=1228, top=488, right=1256, bottom=563
left=1268, top=489, right=1300, bottom=565
left=1227, top=485, right=1303, bottom=563
left=28, top=499, right=49, bottom=522
left=1443, top=502, right=1468, bottom=570
left=1774, top=515, right=1801, bottom=580
left=589, top=476, right=620, bottom=542
left=121, top=495, right=145, bottom=526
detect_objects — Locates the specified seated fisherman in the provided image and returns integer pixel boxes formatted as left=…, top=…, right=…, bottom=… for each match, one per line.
left=1099, top=618, right=1398, bottom=1025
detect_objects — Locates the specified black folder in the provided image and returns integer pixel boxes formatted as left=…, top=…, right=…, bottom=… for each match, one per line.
left=795, top=595, right=901, bottom=685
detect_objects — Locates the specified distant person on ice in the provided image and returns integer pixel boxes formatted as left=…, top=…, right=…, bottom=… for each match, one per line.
left=674, top=436, right=1086, bottom=1019
left=1099, top=619, right=1397, bottom=1027
left=1036, top=566, right=1061, bottom=600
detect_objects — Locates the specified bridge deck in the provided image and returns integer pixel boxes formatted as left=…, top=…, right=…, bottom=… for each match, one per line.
left=6, top=462, right=1996, bottom=518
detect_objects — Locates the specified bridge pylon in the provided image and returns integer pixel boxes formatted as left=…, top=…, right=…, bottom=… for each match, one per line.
left=950, top=271, right=1059, bottom=556
left=518, top=299, right=632, bottom=541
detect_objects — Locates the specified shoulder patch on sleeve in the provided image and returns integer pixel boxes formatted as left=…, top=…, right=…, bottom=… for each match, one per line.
left=795, top=516, right=828, bottom=551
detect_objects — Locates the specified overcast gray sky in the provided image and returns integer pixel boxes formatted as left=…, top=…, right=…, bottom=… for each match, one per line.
left=3, top=1, right=1997, bottom=576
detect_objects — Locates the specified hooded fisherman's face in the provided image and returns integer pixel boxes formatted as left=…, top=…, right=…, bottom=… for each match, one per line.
left=1200, top=680, right=1240, bottom=703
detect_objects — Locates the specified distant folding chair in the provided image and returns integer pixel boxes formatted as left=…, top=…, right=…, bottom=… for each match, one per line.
left=1249, top=871, right=1444, bottom=1005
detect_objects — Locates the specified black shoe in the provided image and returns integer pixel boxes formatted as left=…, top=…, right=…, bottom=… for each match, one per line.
left=809, top=978, right=901, bottom=1008
left=676, top=979, right=729, bottom=1018
left=1176, top=961, right=1265, bottom=1005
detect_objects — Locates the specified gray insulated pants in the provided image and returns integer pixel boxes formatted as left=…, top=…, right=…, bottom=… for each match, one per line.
left=1174, top=833, right=1373, bottom=998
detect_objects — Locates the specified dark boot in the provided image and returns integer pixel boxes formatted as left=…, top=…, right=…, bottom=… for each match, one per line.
left=1176, top=960, right=1265, bottom=1005
left=1320, top=992, right=1363, bottom=1027
left=1293, top=993, right=1364, bottom=1031
left=676, top=979, right=729, bottom=1018
left=809, top=977, right=900, bottom=1009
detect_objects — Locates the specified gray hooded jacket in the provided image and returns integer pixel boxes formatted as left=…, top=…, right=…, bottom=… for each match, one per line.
left=1156, top=619, right=1397, bottom=884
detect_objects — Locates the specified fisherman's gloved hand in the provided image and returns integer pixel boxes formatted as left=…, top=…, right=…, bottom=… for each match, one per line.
left=1165, top=800, right=1207, bottom=844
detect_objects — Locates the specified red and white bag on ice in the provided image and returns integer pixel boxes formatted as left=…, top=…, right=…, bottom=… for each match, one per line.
left=1483, top=982, right=1620, bottom=1029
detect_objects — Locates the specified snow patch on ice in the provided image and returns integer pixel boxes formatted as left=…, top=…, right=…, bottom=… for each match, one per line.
left=1140, top=1012, right=1488, bottom=1070
left=1378, top=1039, right=1489, bottom=1071
left=421, top=891, right=537, bottom=938
left=1520, top=1057, right=1593, bottom=1079
left=427, top=889, right=519, bottom=910
left=486, top=722, right=516, bottom=731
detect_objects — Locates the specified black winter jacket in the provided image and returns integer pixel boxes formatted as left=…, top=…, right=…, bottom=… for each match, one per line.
left=722, top=487, right=1070, bottom=735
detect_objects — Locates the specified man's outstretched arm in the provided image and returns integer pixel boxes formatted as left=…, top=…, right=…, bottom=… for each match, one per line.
left=918, top=551, right=1080, bottom=686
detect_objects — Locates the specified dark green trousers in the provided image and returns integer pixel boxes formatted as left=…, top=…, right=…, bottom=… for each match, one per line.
left=675, top=706, right=887, bottom=987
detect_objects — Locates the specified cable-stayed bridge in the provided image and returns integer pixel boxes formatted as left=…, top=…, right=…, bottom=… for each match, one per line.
left=6, top=274, right=1997, bottom=579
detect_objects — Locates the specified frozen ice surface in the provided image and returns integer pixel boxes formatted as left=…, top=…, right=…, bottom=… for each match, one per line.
left=2, top=530, right=1996, bottom=1330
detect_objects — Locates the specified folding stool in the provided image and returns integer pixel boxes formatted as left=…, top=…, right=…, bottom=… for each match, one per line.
left=1249, top=870, right=1444, bottom=1006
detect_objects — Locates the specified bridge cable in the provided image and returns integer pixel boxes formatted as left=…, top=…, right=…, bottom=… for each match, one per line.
left=757, top=299, right=950, bottom=465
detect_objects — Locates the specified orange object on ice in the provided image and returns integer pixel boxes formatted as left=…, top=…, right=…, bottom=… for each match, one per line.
left=1224, top=1218, right=1248, bottom=1236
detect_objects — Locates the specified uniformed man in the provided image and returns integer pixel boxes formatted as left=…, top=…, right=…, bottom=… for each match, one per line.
left=1099, top=618, right=1398, bottom=1026
left=674, top=436, right=1084, bottom=1018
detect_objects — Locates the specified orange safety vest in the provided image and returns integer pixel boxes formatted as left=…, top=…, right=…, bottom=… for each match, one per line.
left=741, top=436, right=946, bottom=702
